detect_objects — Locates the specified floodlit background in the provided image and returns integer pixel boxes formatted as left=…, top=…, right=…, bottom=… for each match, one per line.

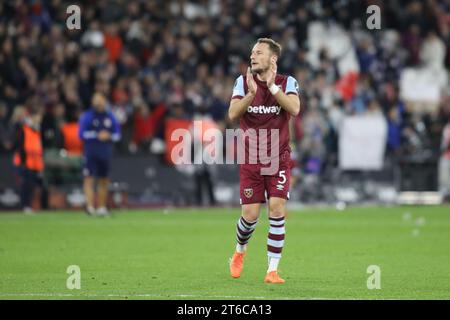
left=0, top=0, right=450, bottom=209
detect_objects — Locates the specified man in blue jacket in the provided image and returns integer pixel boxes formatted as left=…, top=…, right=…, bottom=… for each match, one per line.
left=78, top=92, right=121, bottom=216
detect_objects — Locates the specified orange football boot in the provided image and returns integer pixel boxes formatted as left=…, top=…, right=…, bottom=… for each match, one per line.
left=264, top=271, right=285, bottom=283
left=229, top=252, right=245, bottom=278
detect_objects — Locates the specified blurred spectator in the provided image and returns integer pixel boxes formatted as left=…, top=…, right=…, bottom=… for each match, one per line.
left=366, top=99, right=382, bottom=116
left=402, top=24, right=422, bottom=66
left=104, top=24, right=123, bottom=63
left=439, top=117, right=450, bottom=197
left=0, top=0, right=448, bottom=191
left=61, top=121, right=83, bottom=156
left=131, top=101, right=167, bottom=152
left=0, top=103, right=13, bottom=153
left=351, top=76, right=375, bottom=114
left=10, top=106, right=27, bottom=132
left=386, top=107, right=402, bottom=155
left=41, top=103, right=65, bottom=150
left=420, top=30, right=446, bottom=71
left=300, top=101, right=329, bottom=175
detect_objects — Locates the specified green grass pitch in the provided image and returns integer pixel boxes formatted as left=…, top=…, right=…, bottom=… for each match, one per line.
left=0, top=205, right=449, bottom=300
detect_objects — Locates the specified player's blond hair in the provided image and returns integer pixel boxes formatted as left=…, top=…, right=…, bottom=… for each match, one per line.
left=256, top=38, right=282, bottom=57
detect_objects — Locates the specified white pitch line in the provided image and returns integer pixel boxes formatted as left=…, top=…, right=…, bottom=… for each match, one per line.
left=0, top=293, right=334, bottom=300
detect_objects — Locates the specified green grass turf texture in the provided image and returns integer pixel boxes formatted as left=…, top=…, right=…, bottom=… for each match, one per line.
left=0, top=205, right=449, bottom=300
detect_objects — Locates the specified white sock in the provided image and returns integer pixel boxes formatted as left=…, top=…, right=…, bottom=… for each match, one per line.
left=267, top=257, right=280, bottom=272
left=236, top=243, right=247, bottom=253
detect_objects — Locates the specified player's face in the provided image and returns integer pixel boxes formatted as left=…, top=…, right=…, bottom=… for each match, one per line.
left=92, top=93, right=107, bottom=112
left=250, top=43, right=273, bottom=74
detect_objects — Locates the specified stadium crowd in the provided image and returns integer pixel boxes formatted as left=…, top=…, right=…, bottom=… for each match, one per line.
left=1, top=0, right=450, bottom=195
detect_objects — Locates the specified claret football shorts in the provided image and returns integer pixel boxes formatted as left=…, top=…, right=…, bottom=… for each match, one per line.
left=239, top=151, right=292, bottom=204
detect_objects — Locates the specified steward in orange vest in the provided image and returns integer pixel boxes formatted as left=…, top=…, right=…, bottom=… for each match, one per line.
left=13, top=123, right=44, bottom=172
left=13, top=111, right=44, bottom=213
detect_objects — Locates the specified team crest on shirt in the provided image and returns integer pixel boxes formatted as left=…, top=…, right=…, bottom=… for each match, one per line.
left=244, top=188, right=253, bottom=198
left=104, top=118, right=112, bottom=128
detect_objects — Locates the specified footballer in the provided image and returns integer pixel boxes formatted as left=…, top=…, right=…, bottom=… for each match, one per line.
left=228, top=38, right=300, bottom=283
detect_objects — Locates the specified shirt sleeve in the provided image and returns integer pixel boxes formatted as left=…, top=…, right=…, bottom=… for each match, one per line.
left=231, top=75, right=245, bottom=99
left=78, top=112, right=97, bottom=141
left=285, top=76, right=300, bottom=95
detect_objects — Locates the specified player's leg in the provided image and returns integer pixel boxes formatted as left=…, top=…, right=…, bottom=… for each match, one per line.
left=230, top=165, right=265, bottom=278
left=264, top=196, right=287, bottom=283
left=20, top=168, right=35, bottom=214
left=230, top=203, right=261, bottom=278
left=83, top=176, right=95, bottom=215
left=96, top=157, right=111, bottom=216
left=96, top=178, right=109, bottom=215
left=82, top=155, right=96, bottom=215
left=236, top=203, right=261, bottom=253
left=264, top=162, right=291, bottom=283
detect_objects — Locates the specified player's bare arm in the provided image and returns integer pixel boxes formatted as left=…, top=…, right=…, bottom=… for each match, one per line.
left=266, top=58, right=300, bottom=117
left=228, top=67, right=257, bottom=122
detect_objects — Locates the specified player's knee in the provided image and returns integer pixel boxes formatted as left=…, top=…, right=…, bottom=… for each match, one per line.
left=269, top=205, right=285, bottom=219
left=98, top=178, right=109, bottom=186
left=242, top=208, right=259, bottom=222
left=269, top=211, right=284, bottom=219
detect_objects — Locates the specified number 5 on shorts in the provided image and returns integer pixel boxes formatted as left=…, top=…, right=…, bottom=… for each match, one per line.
left=278, top=170, right=286, bottom=185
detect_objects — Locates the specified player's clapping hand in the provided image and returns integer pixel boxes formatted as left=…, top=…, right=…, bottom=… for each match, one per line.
left=266, top=56, right=277, bottom=88
left=246, top=67, right=257, bottom=96
left=98, top=130, right=111, bottom=141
